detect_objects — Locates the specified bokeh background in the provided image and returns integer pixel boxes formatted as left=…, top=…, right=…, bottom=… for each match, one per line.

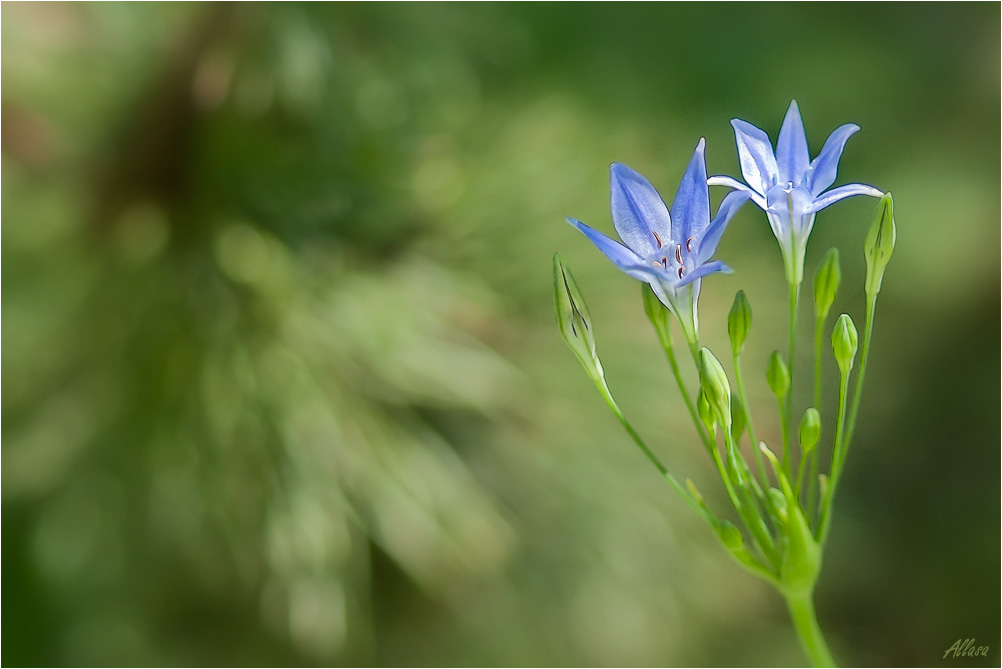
left=3, top=3, right=999, bottom=667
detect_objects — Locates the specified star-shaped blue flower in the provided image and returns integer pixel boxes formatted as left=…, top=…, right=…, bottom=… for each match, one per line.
left=708, top=100, right=883, bottom=285
left=567, top=139, right=750, bottom=343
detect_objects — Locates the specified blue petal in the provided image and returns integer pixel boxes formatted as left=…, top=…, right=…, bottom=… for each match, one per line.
left=566, top=217, right=661, bottom=282
left=731, top=118, right=779, bottom=195
left=670, top=138, right=710, bottom=243
left=696, top=190, right=751, bottom=264
left=807, top=123, right=860, bottom=196
left=776, top=100, right=810, bottom=186
left=677, top=259, right=732, bottom=288
left=707, top=175, right=767, bottom=210
left=807, top=183, right=883, bottom=213
left=609, top=163, right=671, bottom=257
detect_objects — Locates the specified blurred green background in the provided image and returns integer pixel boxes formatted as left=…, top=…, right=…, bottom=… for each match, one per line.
left=3, top=3, right=999, bottom=666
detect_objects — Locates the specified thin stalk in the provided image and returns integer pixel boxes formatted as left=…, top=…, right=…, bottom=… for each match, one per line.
left=843, top=298, right=876, bottom=457
left=807, top=313, right=826, bottom=524
left=817, top=365, right=850, bottom=544
left=733, top=351, right=769, bottom=489
left=590, top=374, right=704, bottom=517
left=784, top=280, right=801, bottom=478
left=651, top=319, right=713, bottom=455
left=785, top=591, right=836, bottom=667
left=723, top=428, right=778, bottom=566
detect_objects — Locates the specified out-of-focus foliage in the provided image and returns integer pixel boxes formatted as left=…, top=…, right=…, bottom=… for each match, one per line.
left=3, top=3, right=999, bottom=666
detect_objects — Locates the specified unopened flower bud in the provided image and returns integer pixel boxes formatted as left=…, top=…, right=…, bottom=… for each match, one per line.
left=768, top=487, right=788, bottom=525
left=798, top=408, right=822, bottom=454
left=698, top=348, right=732, bottom=430
left=697, top=390, right=715, bottom=434
left=831, top=313, right=858, bottom=375
left=813, top=248, right=841, bottom=321
left=553, top=254, right=601, bottom=378
left=727, top=290, right=752, bottom=355
left=766, top=351, right=790, bottom=399
left=730, top=393, right=746, bottom=442
left=716, top=520, right=744, bottom=551
left=864, top=193, right=896, bottom=299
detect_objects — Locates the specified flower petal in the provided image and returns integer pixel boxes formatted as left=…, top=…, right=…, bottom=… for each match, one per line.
left=566, top=217, right=661, bottom=282
left=776, top=100, right=810, bottom=187
left=731, top=118, right=779, bottom=195
left=677, top=259, right=732, bottom=288
left=807, top=183, right=884, bottom=213
left=670, top=138, right=711, bottom=243
left=807, top=123, right=860, bottom=196
left=696, top=190, right=752, bottom=264
left=609, top=163, right=671, bottom=257
left=707, top=175, right=767, bottom=210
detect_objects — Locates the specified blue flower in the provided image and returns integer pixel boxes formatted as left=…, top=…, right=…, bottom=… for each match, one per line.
left=567, top=139, right=750, bottom=343
left=708, top=100, right=883, bottom=285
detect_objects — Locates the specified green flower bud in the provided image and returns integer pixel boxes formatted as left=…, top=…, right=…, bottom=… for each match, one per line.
left=697, top=390, right=715, bottom=434
left=553, top=254, right=601, bottom=379
left=766, top=351, right=790, bottom=399
left=798, top=408, right=822, bottom=454
left=727, top=290, right=752, bottom=355
left=864, top=193, right=896, bottom=299
left=698, top=348, right=732, bottom=430
left=729, top=393, right=746, bottom=443
left=813, top=248, right=841, bottom=321
left=768, top=487, right=788, bottom=525
left=831, top=313, right=858, bottom=375
left=716, top=520, right=744, bottom=552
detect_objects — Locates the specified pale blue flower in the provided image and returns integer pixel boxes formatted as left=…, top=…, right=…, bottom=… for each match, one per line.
left=567, top=139, right=750, bottom=343
left=708, top=101, right=883, bottom=284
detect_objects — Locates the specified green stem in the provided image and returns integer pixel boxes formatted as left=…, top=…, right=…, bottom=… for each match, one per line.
left=591, top=374, right=704, bottom=517
left=784, top=281, right=801, bottom=477
left=723, top=427, right=778, bottom=566
left=785, top=591, right=836, bottom=667
left=843, top=297, right=876, bottom=456
left=734, top=351, right=769, bottom=489
left=652, top=318, right=713, bottom=455
left=817, top=366, right=850, bottom=544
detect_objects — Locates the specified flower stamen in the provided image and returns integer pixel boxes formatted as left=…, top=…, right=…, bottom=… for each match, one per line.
left=675, top=244, right=683, bottom=264
left=686, top=237, right=694, bottom=253
left=652, top=230, right=663, bottom=248
left=677, top=266, right=685, bottom=279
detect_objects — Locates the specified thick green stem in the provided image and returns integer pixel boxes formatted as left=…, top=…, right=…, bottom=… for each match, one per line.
left=785, top=592, right=836, bottom=667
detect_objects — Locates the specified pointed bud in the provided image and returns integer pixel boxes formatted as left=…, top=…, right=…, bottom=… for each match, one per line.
left=729, top=393, right=746, bottom=443
left=864, top=193, right=896, bottom=299
left=697, top=390, right=716, bottom=434
left=766, top=351, right=790, bottom=399
left=727, top=290, right=752, bottom=356
left=716, top=519, right=744, bottom=552
left=831, top=313, right=858, bottom=375
left=798, top=407, right=822, bottom=454
left=813, top=248, right=841, bottom=321
left=698, top=348, right=732, bottom=430
left=768, top=487, right=788, bottom=525
left=553, top=254, right=601, bottom=378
